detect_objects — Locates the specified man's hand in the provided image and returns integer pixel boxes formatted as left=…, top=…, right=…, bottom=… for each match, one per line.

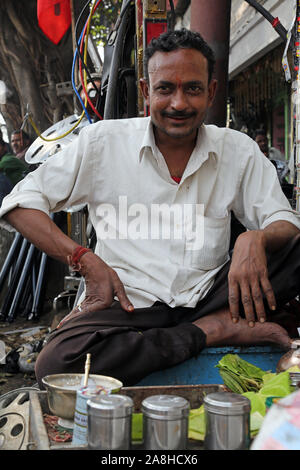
left=74, top=251, right=134, bottom=314
left=228, top=231, right=276, bottom=327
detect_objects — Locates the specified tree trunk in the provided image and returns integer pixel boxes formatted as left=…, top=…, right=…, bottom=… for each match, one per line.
left=0, top=0, right=87, bottom=141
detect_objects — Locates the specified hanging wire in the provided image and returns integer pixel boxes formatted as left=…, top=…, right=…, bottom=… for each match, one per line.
left=78, top=0, right=103, bottom=120
left=74, top=0, right=100, bottom=94
left=71, top=28, right=93, bottom=123
left=27, top=0, right=101, bottom=140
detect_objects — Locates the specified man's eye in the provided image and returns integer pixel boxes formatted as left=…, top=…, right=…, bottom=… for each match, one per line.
left=157, top=86, right=171, bottom=93
left=187, top=86, right=202, bottom=94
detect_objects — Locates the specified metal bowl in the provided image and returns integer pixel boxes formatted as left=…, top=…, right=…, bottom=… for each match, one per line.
left=42, top=373, right=123, bottom=420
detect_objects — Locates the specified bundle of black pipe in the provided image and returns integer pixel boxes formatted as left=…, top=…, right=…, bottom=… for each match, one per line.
left=0, top=218, right=53, bottom=323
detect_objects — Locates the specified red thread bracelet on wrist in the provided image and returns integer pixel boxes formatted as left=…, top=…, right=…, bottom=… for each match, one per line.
left=67, top=246, right=92, bottom=270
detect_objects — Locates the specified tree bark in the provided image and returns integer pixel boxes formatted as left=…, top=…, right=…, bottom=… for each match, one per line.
left=0, top=0, right=87, bottom=141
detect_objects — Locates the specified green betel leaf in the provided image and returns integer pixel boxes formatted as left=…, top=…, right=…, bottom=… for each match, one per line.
left=287, top=365, right=300, bottom=372
left=262, top=372, right=276, bottom=385
left=188, top=405, right=205, bottom=440
left=235, top=356, right=266, bottom=380
left=131, top=413, right=143, bottom=442
left=217, top=354, right=266, bottom=393
left=242, top=391, right=266, bottom=416
left=216, top=354, right=239, bottom=373
left=249, top=411, right=265, bottom=437
left=258, top=371, right=292, bottom=397
left=218, top=369, right=246, bottom=393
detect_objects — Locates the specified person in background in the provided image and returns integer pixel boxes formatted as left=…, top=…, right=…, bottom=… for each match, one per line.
left=0, top=138, right=28, bottom=205
left=10, top=129, right=32, bottom=164
left=254, top=129, right=289, bottom=185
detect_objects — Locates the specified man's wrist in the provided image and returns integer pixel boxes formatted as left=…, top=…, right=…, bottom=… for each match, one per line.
left=67, top=245, right=92, bottom=271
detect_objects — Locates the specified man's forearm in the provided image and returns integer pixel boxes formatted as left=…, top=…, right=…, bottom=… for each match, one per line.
left=261, top=220, right=300, bottom=253
left=4, top=207, right=79, bottom=264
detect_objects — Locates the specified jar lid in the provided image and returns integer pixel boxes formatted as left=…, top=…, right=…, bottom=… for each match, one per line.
left=87, top=394, right=133, bottom=418
left=141, top=395, right=190, bottom=419
left=203, top=392, right=250, bottom=416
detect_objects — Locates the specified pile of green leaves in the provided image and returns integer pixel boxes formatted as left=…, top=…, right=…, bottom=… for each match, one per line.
left=215, top=354, right=267, bottom=393
left=189, top=354, right=297, bottom=441
left=131, top=355, right=299, bottom=442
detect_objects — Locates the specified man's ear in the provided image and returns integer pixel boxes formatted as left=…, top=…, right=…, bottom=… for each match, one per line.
left=208, top=79, right=217, bottom=107
left=139, top=78, right=150, bottom=105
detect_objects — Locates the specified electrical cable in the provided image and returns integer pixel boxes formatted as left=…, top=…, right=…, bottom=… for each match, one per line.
left=72, top=0, right=101, bottom=120
left=78, top=0, right=103, bottom=120
left=78, top=0, right=133, bottom=120
left=103, top=0, right=134, bottom=119
left=27, top=0, right=100, bottom=140
left=72, top=28, right=93, bottom=123
left=74, top=0, right=100, bottom=94
left=244, top=0, right=287, bottom=41
left=28, top=108, right=86, bottom=142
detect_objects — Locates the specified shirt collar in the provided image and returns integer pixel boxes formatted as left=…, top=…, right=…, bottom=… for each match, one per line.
left=139, top=118, right=219, bottom=169
left=138, top=117, right=156, bottom=161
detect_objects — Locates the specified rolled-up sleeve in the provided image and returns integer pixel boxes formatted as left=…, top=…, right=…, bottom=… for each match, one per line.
left=233, top=140, right=300, bottom=231
left=0, top=125, right=95, bottom=232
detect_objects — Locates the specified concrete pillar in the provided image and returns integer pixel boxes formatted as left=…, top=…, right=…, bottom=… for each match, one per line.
left=190, top=0, right=231, bottom=127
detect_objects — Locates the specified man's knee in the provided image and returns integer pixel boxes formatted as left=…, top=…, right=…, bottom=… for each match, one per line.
left=35, top=340, right=68, bottom=389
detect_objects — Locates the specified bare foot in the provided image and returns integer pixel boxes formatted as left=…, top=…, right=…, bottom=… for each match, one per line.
left=193, top=308, right=291, bottom=350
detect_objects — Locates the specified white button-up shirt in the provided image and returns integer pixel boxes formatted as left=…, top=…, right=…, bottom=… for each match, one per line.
left=0, top=116, right=299, bottom=308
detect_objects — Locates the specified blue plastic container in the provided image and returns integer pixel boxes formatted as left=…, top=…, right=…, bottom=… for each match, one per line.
left=136, top=345, right=284, bottom=386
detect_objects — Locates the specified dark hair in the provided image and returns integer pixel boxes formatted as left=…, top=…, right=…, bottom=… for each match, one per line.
left=144, top=28, right=215, bottom=83
left=254, top=129, right=267, bottom=138
left=11, top=129, right=31, bottom=142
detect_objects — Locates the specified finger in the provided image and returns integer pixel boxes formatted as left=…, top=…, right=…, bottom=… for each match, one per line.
left=250, top=280, right=266, bottom=323
left=260, top=276, right=276, bottom=313
left=240, top=281, right=255, bottom=327
left=111, top=272, right=134, bottom=312
left=228, top=279, right=240, bottom=323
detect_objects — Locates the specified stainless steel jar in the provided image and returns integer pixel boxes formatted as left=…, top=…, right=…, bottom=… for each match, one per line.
left=203, top=392, right=251, bottom=450
left=141, top=394, right=190, bottom=450
left=87, top=394, right=133, bottom=450
left=277, top=339, right=300, bottom=390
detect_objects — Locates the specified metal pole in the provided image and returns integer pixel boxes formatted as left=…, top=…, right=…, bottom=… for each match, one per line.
left=0, top=238, right=30, bottom=320
left=27, top=252, right=48, bottom=321
left=6, top=244, right=36, bottom=322
left=0, top=232, right=22, bottom=294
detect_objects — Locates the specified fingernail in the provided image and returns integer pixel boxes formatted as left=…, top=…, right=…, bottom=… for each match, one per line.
left=248, top=321, right=255, bottom=328
left=128, top=305, right=134, bottom=311
left=271, top=306, right=276, bottom=311
left=259, top=317, right=265, bottom=323
left=232, top=318, right=238, bottom=324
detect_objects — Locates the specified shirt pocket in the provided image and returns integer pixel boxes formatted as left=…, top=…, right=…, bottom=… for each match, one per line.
left=190, top=215, right=230, bottom=270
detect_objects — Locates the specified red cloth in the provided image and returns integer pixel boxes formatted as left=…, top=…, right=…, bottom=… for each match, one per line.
left=171, top=176, right=181, bottom=184
left=37, top=0, right=71, bottom=45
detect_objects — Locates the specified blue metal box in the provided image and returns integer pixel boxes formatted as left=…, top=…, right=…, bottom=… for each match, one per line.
left=136, top=345, right=285, bottom=386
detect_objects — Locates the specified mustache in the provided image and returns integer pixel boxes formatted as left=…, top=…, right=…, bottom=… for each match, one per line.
left=161, top=111, right=196, bottom=119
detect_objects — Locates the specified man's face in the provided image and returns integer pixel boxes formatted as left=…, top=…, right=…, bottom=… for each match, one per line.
left=255, top=134, right=269, bottom=156
left=140, top=48, right=217, bottom=141
left=11, top=132, right=24, bottom=154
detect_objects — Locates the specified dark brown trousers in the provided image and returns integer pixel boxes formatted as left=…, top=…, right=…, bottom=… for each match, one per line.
left=35, top=235, right=300, bottom=388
